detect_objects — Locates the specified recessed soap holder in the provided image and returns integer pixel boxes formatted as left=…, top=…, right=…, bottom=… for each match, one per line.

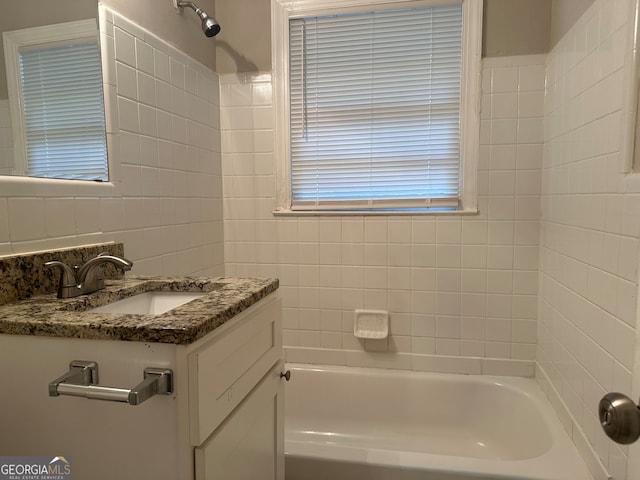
left=354, top=309, right=389, bottom=339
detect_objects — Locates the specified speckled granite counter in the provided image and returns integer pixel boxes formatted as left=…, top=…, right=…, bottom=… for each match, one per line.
left=0, top=276, right=279, bottom=345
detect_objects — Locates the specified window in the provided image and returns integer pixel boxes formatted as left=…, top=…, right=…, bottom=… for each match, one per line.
left=272, top=0, right=482, bottom=214
left=3, top=20, right=108, bottom=181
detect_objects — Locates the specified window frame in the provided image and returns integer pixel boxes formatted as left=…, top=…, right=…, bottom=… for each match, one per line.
left=271, top=0, right=483, bottom=215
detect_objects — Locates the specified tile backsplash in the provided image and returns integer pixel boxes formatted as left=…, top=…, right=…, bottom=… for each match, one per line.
left=220, top=54, right=546, bottom=375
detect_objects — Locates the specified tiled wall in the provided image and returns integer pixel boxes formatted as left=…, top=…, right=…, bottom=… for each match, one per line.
left=0, top=100, right=12, bottom=176
left=537, top=0, right=639, bottom=478
left=0, top=7, right=224, bottom=278
left=220, top=54, right=546, bottom=375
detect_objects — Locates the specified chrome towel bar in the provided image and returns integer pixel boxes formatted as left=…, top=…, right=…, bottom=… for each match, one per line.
left=49, top=360, right=173, bottom=406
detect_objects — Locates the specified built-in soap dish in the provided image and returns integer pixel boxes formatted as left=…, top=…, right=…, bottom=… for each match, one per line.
left=353, top=309, right=389, bottom=339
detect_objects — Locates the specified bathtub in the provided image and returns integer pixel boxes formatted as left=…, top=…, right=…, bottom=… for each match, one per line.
left=284, top=364, right=592, bottom=480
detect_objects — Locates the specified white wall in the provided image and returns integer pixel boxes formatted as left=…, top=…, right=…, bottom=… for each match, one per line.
left=0, top=7, right=224, bottom=278
left=537, top=0, right=640, bottom=478
left=220, top=54, right=546, bottom=375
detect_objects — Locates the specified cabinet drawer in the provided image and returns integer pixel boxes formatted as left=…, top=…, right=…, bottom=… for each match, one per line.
left=189, top=296, right=282, bottom=445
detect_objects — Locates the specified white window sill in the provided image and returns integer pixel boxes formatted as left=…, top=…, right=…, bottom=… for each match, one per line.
left=272, top=208, right=479, bottom=217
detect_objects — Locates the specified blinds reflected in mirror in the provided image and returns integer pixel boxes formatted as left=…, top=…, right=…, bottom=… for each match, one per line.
left=19, top=39, right=108, bottom=181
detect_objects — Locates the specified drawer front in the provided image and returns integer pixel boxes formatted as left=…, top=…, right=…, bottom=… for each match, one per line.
left=189, top=296, right=282, bottom=445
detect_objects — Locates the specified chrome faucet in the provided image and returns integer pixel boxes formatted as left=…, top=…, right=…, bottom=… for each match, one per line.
left=45, top=253, right=133, bottom=298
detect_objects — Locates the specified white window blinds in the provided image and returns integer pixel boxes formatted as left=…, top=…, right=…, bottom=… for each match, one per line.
left=289, top=3, right=463, bottom=211
left=19, top=40, right=108, bottom=181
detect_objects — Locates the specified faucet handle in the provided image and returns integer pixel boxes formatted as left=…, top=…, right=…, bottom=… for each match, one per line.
left=45, top=261, right=78, bottom=299
left=98, top=251, right=134, bottom=265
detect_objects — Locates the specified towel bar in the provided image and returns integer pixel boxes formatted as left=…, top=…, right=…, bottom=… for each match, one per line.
left=49, top=360, right=173, bottom=406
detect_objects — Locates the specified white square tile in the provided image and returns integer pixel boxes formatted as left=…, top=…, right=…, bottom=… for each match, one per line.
left=518, top=91, right=544, bottom=118
left=137, top=72, right=156, bottom=106
left=388, top=219, right=412, bottom=243
left=116, top=61, right=138, bottom=100
left=491, top=119, right=518, bottom=144
left=491, top=66, right=519, bottom=93
left=169, top=58, right=186, bottom=89
left=461, top=269, right=487, bottom=293
left=518, top=65, right=545, bottom=92
left=435, top=245, right=461, bottom=268
left=486, top=295, right=513, bottom=319
left=490, top=144, right=517, bottom=170
left=435, top=338, right=460, bottom=355
left=139, top=104, right=158, bottom=137
left=436, top=219, right=461, bottom=243
left=462, top=221, right=488, bottom=244
left=364, top=266, right=387, bottom=289
left=411, top=315, right=436, bottom=337
left=155, top=80, right=172, bottom=113
left=487, top=270, right=513, bottom=294
left=388, top=267, right=411, bottom=290
left=485, top=341, right=511, bottom=359
left=365, top=219, right=388, bottom=243
left=491, top=93, right=518, bottom=119
left=461, top=340, right=485, bottom=357
left=517, top=118, right=544, bottom=144
left=135, top=38, right=154, bottom=75
left=488, top=196, right=515, bottom=220
left=117, top=96, right=140, bottom=133
left=114, top=27, right=136, bottom=67
left=461, top=245, right=487, bottom=269
left=387, top=244, right=411, bottom=266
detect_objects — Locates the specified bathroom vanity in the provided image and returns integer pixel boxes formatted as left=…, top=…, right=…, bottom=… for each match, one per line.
left=0, top=275, right=283, bottom=480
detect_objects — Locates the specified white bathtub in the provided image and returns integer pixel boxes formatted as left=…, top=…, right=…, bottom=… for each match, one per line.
left=284, top=364, right=592, bottom=480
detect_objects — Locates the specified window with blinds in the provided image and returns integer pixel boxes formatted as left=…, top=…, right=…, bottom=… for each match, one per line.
left=19, top=40, right=108, bottom=181
left=288, top=3, right=464, bottom=211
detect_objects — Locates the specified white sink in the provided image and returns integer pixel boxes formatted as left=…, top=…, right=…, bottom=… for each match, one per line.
left=91, top=291, right=207, bottom=315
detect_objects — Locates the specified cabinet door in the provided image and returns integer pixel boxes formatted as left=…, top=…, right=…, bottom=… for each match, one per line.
left=189, top=296, right=282, bottom=445
left=195, top=363, right=285, bottom=480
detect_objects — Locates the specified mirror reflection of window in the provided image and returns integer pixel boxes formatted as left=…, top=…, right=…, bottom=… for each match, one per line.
left=3, top=19, right=108, bottom=181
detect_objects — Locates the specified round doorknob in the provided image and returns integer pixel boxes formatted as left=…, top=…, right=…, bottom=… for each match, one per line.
left=598, top=392, right=640, bottom=444
left=280, top=370, right=291, bottom=381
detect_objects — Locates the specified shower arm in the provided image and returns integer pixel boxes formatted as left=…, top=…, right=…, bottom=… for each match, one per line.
left=177, top=1, right=204, bottom=16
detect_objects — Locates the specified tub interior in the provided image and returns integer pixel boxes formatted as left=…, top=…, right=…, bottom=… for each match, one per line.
left=286, top=365, right=554, bottom=462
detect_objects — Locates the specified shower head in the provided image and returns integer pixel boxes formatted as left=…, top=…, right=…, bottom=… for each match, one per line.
left=176, top=1, right=221, bottom=37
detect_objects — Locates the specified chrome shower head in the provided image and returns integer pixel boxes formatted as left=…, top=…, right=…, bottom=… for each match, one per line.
left=176, top=1, right=221, bottom=37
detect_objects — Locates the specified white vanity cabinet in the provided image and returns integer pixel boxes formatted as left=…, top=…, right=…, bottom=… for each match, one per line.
left=0, top=292, right=283, bottom=480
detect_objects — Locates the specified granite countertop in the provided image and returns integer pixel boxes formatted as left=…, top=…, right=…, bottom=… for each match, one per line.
left=0, top=276, right=279, bottom=345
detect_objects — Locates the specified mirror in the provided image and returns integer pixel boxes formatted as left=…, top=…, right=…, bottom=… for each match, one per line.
left=0, top=0, right=107, bottom=181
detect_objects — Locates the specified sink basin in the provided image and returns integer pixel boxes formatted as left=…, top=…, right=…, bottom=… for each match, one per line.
left=91, top=291, right=207, bottom=315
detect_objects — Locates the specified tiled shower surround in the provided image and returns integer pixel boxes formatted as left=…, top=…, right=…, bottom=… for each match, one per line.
left=537, top=0, right=640, bottom=478
left=0, top=7, right=225, bottom=278
left=221, top=54, right=546, bottom=376
left=220, top=0, right=640, bottom=470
